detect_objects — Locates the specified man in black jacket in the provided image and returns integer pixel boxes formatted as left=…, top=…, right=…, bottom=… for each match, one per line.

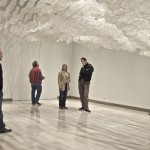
left=78, top=57, right=94, bottom=112
left=0, top=49, right=12, bottom=133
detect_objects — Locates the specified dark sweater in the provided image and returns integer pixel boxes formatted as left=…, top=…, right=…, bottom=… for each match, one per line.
left=79, top=63, right=94, bottom=82
left=0, top=63, right=3, bottom=91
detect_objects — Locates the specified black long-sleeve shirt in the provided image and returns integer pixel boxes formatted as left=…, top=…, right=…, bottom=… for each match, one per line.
left=79, top=63, right=94, bottom=82
left=0, top=63, right=3, bottom=91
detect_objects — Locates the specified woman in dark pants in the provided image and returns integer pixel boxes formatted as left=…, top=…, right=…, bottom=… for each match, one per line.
left=58, top=64, right=71, bottom=109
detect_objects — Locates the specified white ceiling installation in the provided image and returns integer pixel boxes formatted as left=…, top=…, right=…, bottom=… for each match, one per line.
left=0, top=0, right=150, bottom=56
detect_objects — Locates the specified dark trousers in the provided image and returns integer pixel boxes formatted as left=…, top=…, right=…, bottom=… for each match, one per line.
left=59, top=84, right=67, bottom=107
left=31, top=84, right=42, bottom=104
left=0, top=91, right=5, bottom=130
left=78, top=81, right=90, bottom=109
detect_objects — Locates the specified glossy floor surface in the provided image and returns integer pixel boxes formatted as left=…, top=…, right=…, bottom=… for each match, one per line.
left=0, top=99, right=150, bottom=150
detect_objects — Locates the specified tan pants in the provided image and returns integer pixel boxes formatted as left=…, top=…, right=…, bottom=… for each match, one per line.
left=78, top=80, right=90, bottom=109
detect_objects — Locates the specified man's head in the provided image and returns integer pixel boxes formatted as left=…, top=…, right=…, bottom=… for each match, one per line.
left=0, top=49, right=3, bottom=61
left=32, top=61, right=39, bottom=68
left=81, top=57, right=87, bottom=66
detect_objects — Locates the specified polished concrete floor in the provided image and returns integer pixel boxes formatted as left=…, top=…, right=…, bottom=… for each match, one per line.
left=0, top=99, right=150, bottom=150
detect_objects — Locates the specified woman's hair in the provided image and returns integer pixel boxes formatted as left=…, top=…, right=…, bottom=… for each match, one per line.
left=62, top=64, right=68, bottom=71
left=32, top=61, right=38, bottom=67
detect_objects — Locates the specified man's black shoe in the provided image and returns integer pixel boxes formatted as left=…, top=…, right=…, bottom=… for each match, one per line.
left=64, top=106, right=68, bottom=109
left=59, top=106, right=63, bottom=109
left=84, top=109, right=91, bottom=113
left=36, top=102, right=41, bottom=106
left=0, top=128, right=12, bottom=133
left=79, top=107, right=85, bottom=110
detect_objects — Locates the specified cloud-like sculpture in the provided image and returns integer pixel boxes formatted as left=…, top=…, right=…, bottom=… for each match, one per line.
left=0, top=0, right=150, bottom=56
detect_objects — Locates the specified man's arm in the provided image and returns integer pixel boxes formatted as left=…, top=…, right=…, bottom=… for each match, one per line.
left=28, top=70, right=32, bottom=83
left=82, top=64, right=94, bottom=74
left=40, top=72, right=45, bottom=80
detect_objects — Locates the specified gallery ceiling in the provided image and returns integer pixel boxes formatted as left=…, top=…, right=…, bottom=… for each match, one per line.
left=0, top=0, right=150, bottom=56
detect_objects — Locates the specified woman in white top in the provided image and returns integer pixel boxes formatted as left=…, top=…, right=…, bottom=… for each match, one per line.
left=58, top=64, right=71, bottom=109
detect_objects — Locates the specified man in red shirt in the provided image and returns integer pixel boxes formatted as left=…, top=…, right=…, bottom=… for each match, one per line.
left=29, top=61, right=45, bottom=106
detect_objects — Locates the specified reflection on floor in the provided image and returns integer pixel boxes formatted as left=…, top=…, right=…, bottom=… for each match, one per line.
left=0, top=99, right=150, bottom=150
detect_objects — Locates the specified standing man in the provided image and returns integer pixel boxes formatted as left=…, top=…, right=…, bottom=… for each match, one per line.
left=29, top=61, right=45, bottom=106
left=0, top=49, right=12, bottom=133
left=78, top=57, right=94, bottom=112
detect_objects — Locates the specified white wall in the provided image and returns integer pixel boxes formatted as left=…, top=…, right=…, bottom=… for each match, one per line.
left=39, top=40, right=72, bottom=100
left=0, top=36, right=72, bottom=100
left=1, top=36, right=150, bottom=109
left=70, top=44, right=150, bottom=109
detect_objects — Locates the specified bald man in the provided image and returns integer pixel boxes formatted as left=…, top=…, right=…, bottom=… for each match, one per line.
left=0, top=49, right=12, bottom=133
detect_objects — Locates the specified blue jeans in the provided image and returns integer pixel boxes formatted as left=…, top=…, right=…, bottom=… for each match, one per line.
left=31, top=84, right=42, bottom=104
left=59, top=84, right=67, bottom=107
left=0, top=91, right=5, bottom=130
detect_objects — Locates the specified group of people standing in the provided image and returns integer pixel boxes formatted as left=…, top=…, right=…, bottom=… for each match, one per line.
left=29, top=57, right=94, bottom=113
left=0, top=47, right=94, bottom=134
left=57, top=57, right=94, bottom=112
